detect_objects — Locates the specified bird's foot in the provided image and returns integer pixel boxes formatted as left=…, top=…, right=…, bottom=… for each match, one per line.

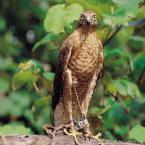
left=83, top=131, right=104, bottom=145
left=63, top=128, right=82, bottom=145
left=43, top=124, right=71, bottom=139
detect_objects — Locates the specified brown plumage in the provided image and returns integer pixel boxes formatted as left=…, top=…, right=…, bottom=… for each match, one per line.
left=52, top=11, right=103, bottom=132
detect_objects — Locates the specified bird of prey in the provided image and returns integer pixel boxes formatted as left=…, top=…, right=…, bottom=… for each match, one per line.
left=44, top=11, right=103, bottom=144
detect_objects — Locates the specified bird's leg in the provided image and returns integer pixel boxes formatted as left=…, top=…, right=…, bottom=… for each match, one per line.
left=63, top=95, right=82, bottom=145
left=77, top=115, right=103, bottom=144
left=63, top=120, right=82, bottom=145
left=77, top=73, right=103, bottom=143
left=62, top=69, right=82, bottom=145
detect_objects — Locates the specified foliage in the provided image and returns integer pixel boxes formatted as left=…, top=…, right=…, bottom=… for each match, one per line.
left=0, top=124, right=32, bottom=135
left=0, top=0, right=145, bottom=143
left=129, top=125, right=145, bottom=143
left=44, top=3, right=83, bottom=34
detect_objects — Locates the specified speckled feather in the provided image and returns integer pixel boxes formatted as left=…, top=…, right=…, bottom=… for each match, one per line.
left=52, top=11, right=103, bottom=126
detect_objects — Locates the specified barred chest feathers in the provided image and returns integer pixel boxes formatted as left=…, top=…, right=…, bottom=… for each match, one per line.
left=68, top=31, right=100, bottom=76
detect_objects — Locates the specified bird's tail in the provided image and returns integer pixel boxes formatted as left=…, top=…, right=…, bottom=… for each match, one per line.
left=53, top=100, right=69, bottom=126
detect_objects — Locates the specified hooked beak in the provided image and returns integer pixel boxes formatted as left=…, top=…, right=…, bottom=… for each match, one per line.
left=86, top=17, right=91, bottom=25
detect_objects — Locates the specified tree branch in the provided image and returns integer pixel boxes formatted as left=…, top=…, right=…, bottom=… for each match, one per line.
left=138, top=0, right=145, bottom=8
left=0, top=134, right=143, bottom=145
left=103, top=25, right=123, bottom=46
left=103, top=1, right=145, bottom=46
left=137, top=66, right=145, bottom=85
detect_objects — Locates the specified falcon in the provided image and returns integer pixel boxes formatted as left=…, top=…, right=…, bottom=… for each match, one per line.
left=44, top=11, right=103, bottom=144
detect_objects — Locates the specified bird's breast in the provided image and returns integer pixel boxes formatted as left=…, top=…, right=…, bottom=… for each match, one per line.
left=68, top=41, right=99, bottom=77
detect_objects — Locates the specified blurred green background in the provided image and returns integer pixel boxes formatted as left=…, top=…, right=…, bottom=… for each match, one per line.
left=0, top=0, right=145, bottom=143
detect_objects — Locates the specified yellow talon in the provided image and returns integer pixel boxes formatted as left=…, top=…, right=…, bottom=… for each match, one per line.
left=84, top=131, right=104, bottom=145
left=63, top=129, right=82, bottom=145
left=91, top=132, right=102, bottom=142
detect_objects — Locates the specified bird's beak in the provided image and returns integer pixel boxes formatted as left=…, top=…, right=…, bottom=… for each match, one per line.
left=86, top=17, right=91, bottom=25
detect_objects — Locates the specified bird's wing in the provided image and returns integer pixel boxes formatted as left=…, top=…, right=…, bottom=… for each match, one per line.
left=96, top=40, right=104, bottom=86
left=52, top=40, right=72, bottom=111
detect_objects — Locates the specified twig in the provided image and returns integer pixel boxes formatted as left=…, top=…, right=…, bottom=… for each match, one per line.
left=138, top=0, right=145, bottom=8
left=103, top=25, right=123, bottom=46
left=110, top=92, right=129, bottom=113
left=103, top=1, right=145, bottom=46
left=137, top=66, right=145, bottom=85
left=97, top=105, right=111, bottom=116
left=33, top=82, right=40, bottom=93
left=126, top=58, right=137, bottom=82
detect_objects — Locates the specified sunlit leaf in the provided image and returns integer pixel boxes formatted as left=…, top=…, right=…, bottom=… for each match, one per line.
left=129, top=125, right=145, bottom=143
left=112, top=0, right=142, bottom=16
left=107, top=83, right=117, bottom=95
left=130, top=36, right=145, bottom=42
left=12, top=70, right=39, bottom=91
left=43, top=72, right=55, bottom=81
left=107, top=79, right=141, bottom=97
left=104, top=0, right=142, bottom=27
left=65, top=0, right=101, bottom=16
left=32, top=33, right=58, bottom=51
left=0, top=124, right=32, bottom=135
left=44, top=3, right=83, bottom=34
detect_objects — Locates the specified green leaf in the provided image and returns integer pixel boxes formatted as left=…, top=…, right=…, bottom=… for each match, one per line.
left=107, top=83, right=117, bottom=95
left=0, top=91, right=31, bottom=117
left=105, top=0, right=142, bottom=27
left=43, top=72, right=55, bottom=81
left=129, top=125, right=145, bottom=143
left=12, top=60, right=44, bottom=91
left=33, top=96, right=52, bottom=130
left=115, top=125, right=129, bottom=136
left=65, top=0, right=101, bottom=16
left=12, top=70, right=39, bottom=91
left=9, top=92, right=31, bottom=116
left=0, top=124, right=32, bottom=135
left=133, top=51, right=145, bottom=80
left=18, top=60, right=44, bottom=73
left=0, top=98, right=11, bottom=116
left=130, top=36, right=145, bottom=42
left=44, top=3, right=83, bottom=34
left=104, top=48, right=128, bottom=59
left=32, top=33, right=58, bottom=51
left=0, top=78, right=9, bottom=93
left=119, top=79, right=141, bottom=97
left=112, top=0, right=142, bottom=16
left=0, top=57, right=17, bottom=72
left=107, top=79, right=141, bottom=97
left=0, top=17, right=6, bottom=31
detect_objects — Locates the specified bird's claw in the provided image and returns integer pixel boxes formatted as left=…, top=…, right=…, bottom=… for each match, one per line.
left=43, top=124, right=56, bottom=139
left=83, top=131, right=104, bottom=145
left=90, top=132, right=102, bottom=142
left=63, top=128, right=82, bottom=145
left=43, top=124, right=71, bottom=139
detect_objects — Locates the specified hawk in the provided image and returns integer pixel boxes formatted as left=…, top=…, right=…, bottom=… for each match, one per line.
left=44, top=11, right=103, bottom=143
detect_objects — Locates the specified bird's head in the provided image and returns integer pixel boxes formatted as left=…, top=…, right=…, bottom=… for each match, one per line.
left=78, top=11, right=98, bottom=29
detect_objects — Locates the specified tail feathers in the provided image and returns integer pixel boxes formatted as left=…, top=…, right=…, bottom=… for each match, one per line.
left=53, top=101, right=69, bottom=126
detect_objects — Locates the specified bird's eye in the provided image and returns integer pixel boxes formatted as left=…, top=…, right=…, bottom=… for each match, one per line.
left=93, top=15, right=96, bottom=20
left=80, top=15, right=84, bottom=19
